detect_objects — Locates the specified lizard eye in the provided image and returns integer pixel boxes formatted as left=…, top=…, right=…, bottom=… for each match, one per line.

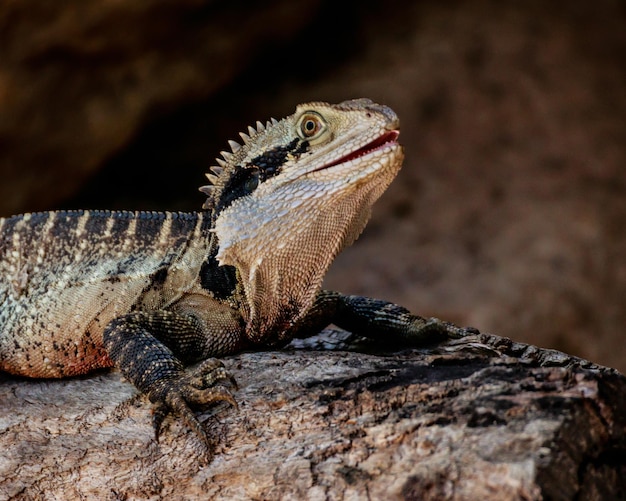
left=297, top=112, right=328, bottom=142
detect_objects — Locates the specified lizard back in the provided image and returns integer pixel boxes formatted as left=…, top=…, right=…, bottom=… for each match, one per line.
left=0, top=209, right=212, bottom=377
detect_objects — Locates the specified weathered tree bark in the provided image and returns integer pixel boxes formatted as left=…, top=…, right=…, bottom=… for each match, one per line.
left=1, top=331, right=624, bottom=500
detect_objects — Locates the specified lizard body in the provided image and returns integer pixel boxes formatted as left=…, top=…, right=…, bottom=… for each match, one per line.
left=0, top=99, right=467, bottom=447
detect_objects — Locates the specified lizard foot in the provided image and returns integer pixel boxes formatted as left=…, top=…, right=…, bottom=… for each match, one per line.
left=406, top=316, right=481, bottom=343
left=441, top=321, right=481, bottom=339
left=150, top=358, right=238, bottom=448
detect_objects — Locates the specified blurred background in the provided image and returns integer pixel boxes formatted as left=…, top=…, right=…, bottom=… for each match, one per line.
left=1, top=0, right=624, bottom=371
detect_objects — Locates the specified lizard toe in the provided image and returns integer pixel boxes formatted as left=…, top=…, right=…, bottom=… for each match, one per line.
left=149, top=359, right=238, bottom=448
left=442, top=322, right=481, bottom=338
left=185, top=358, right=239, bottom=392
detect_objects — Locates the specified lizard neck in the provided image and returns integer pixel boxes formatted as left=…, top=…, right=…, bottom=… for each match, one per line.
left=213, top=169, right=395, bottom=345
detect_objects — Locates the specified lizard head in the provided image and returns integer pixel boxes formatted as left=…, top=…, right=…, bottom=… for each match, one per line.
left=200, top=98, right=404, bottom=339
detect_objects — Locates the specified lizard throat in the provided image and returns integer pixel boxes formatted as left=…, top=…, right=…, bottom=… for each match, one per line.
left=316, top=130, right=400, bottom=171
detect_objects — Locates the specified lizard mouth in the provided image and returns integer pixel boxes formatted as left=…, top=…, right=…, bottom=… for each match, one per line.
left=319, top=130, right=400, bottom=170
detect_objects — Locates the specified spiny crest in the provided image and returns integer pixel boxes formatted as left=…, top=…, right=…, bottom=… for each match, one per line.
left=199, top=118, right=279, bottom=210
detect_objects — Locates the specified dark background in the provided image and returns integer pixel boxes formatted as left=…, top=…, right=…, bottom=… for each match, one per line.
left=1, top=0, right=625, bottom=371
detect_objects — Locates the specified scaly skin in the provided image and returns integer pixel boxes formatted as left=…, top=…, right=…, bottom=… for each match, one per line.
left=0, top=99, right=472, bottom=449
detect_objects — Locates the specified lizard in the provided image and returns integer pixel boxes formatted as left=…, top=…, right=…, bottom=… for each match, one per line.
left=0, top=98, right=472, bottom=449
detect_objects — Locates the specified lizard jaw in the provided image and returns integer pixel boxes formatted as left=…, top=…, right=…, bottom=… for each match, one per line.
left=316, top=130, right=400, bottom=172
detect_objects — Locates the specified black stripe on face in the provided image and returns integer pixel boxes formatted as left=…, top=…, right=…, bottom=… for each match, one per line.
left=214, top=167, right=260, bottom=214
left=214, top=138, right=310, bottom=215
left=250, top=138, right=309, bottom=181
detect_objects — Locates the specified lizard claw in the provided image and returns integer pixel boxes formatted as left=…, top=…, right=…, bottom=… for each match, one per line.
left=442, top=322, right=481, bottom=339
left=405, top=316, right=481, bottom=344
left=150, top=358, right=238, bottom=448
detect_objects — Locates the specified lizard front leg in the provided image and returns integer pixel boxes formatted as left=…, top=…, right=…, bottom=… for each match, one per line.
left=292, top=290, right=478, bottom=344
left=292, top=291, right=605, bottom=372
left=102, top=310, right=241, bottom=448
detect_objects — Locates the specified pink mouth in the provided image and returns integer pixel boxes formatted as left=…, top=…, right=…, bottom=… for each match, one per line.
left=322, top=130, right=400, bottom=169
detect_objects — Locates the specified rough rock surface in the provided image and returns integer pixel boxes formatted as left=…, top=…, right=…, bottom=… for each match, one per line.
left=1, top=331, right=624, bottom=500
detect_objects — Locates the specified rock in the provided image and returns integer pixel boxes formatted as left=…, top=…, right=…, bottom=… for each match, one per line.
left=1, top=331, right=624, bottom=500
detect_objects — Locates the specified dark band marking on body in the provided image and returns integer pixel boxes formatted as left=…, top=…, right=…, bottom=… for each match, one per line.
left=200, top=253, right=238, bottom=299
